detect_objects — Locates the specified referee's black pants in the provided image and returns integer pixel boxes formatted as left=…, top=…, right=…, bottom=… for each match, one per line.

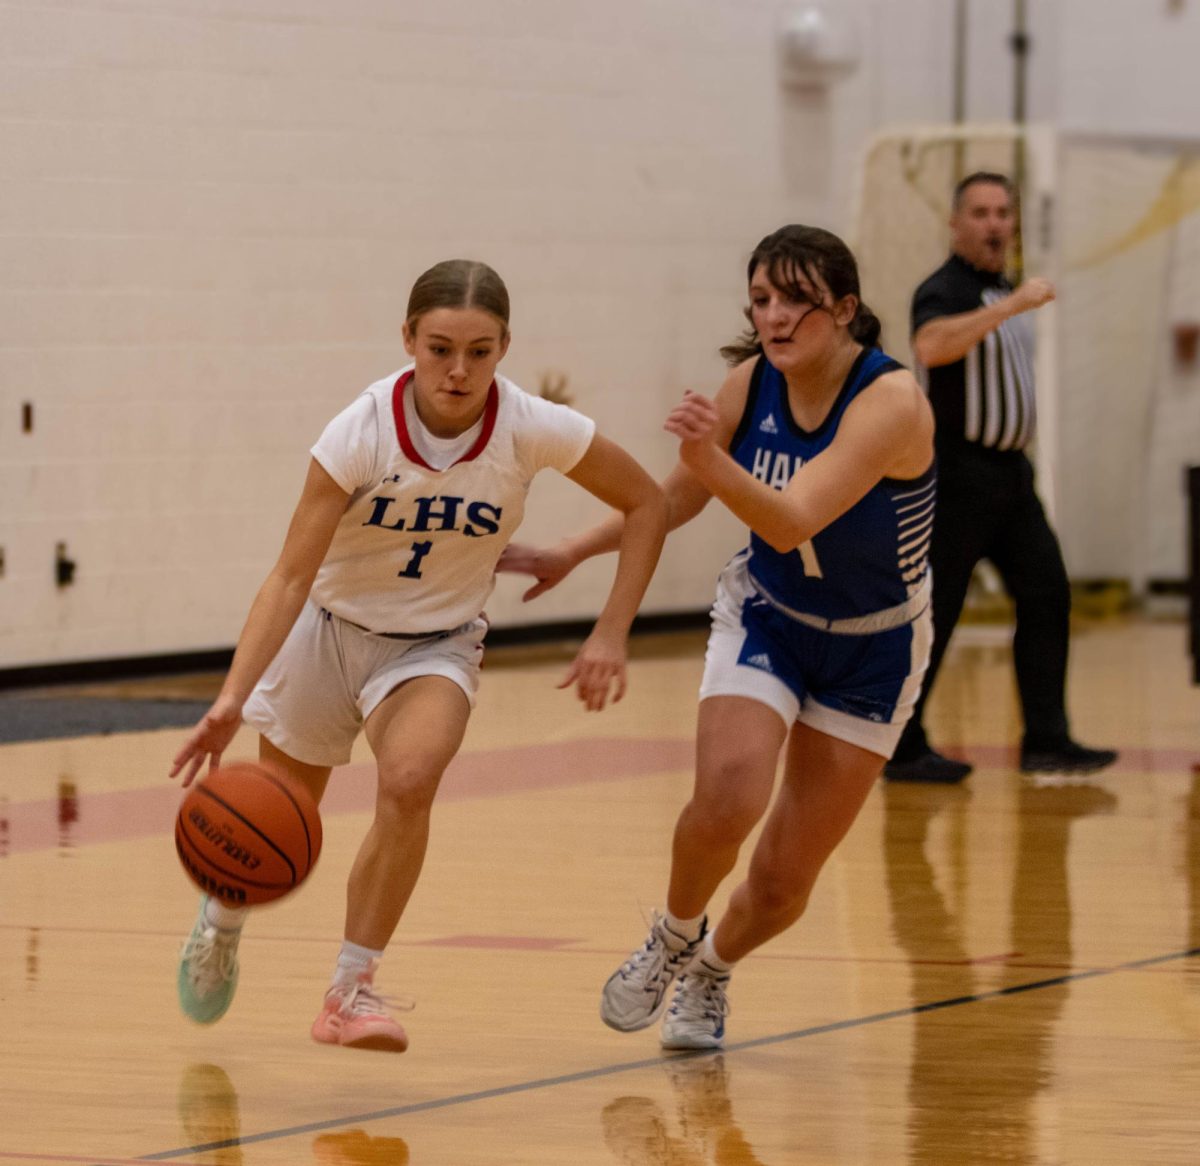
left=895, top=443, right=1072, bottom=761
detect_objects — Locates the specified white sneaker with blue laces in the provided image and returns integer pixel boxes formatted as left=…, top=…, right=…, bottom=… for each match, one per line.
left=660, top=965, right=730, bottom=1050
left=600, top=911, right=705, bottom=1032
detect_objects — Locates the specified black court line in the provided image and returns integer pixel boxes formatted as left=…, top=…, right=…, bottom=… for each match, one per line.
left=140, top=943, right=1200, bottom=1160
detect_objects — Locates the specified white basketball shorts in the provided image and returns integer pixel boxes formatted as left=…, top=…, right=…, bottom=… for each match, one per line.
left=242, top=599, right=486, bottom=767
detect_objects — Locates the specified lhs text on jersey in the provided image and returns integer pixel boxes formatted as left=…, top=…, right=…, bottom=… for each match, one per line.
left=361, top=495, right=503, bottom=538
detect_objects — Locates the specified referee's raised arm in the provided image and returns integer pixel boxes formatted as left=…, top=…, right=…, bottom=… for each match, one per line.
left=913, top=275, right=1055, bottom=368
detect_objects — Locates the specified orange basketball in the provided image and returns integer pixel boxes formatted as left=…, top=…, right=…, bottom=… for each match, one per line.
left=175, top=761, right=322, bottom=907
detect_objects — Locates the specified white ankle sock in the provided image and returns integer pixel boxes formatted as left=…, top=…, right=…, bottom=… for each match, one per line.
left=694, top=932, right=735, bottom=975
left=664, top=909, right=706, bottom=944
left=333, top=940, right=384, bottom=989
left=204, top=897, right=248, bottom=932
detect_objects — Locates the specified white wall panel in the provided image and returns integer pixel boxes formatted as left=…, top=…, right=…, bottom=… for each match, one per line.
left=1, top=0, right=802, bottom=668
left=11, top=0, right=1195, bottom=667
left=1058, top=0, right=1200, bottom=139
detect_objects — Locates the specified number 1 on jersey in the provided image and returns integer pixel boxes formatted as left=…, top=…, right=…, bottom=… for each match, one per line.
left=399, top=540, right=433, bottom=579
left=797, top=540, right=823, bottom=578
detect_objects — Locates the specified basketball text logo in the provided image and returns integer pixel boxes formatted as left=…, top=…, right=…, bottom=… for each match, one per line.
left=186, top=807, right=263, bottom=872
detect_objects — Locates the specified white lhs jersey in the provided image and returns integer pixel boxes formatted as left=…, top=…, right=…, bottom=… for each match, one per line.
left=309, top=366, right=596, bottom=633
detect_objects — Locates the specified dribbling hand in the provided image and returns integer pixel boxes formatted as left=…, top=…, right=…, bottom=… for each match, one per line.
left=169, top=694, right=244, bottom=787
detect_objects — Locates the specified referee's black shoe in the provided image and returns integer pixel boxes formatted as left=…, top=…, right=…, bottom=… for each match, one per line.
left=1020, top=740, right=1118, bottom=776
left=883, top=750, right=972, bottom=784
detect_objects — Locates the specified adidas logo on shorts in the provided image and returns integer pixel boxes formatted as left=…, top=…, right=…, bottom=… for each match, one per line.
left=745, top=653, right=773, bottom=672
left=759, top=414, right=779, bottom=434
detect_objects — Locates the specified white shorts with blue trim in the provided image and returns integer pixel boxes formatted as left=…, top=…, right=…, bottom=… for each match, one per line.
left=698, top=554, right=932, bottom=758
left=242, top=599, right=486, bottom=767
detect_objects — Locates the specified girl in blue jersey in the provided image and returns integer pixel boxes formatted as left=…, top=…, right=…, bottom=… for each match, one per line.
left=500, top=225, right=936, bottom=1048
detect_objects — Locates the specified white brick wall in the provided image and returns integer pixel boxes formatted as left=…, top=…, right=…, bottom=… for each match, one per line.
left=0, top=0, right=812, bottom=667
left=5, top=0, right=1199, bottom=667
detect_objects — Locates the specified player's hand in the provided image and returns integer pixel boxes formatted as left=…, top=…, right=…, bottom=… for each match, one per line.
left=1011, top=277, right=1056, bottom=314
left=666, top=391, right=723, bottom=475
left=169, top=694, right=244, bottom=787
left=665, top=391, right=721, bottom=444
left=559, top=626, right=628, bottom=712
left=496, top=541, right=577, bottom=601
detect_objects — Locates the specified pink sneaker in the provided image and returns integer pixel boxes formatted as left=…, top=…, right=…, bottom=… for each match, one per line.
left=311, top=962, right=411, bottom=1053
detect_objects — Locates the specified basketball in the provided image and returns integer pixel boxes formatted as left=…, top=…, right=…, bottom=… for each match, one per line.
left=175, top=761, right=323, bottom=907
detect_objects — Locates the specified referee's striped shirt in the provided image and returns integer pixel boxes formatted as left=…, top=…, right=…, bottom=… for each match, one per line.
left=911, top=254, right=1037, bottom=452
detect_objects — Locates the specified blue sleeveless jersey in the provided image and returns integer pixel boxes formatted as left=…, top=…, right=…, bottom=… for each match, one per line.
left=730, top=348, right=935, bottom=625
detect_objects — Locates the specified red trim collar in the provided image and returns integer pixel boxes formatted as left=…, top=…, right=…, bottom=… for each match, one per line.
left=391, top=370, right=499, bottom=470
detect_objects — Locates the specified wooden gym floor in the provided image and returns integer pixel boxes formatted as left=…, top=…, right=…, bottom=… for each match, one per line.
left=1, top=612, right=1198, bottom=1165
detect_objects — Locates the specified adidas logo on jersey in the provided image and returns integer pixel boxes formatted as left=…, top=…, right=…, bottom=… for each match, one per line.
left=745, top=653, right=773, bottom=673
left=758, top=414, right=779, bottom=435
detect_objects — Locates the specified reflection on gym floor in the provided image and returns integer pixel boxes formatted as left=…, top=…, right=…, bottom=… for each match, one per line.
left=1, top=617, right=1198, bottom=1164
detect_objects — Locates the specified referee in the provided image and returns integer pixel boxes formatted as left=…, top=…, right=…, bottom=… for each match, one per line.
left=884, top=171, right=1117, bottom=782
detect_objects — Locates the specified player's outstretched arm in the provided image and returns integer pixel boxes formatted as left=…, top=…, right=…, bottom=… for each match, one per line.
left=496, top=362, right=751, bottom=600
left=913, top=278, right=1055, bottom=367
left=496, top=462, right=710, bottom=602
left=169, top=459, right=349, bottom=786
left=548, top=434, right=667, bottom=711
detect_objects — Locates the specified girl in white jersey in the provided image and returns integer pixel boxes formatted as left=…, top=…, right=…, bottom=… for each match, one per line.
left=169, top=259, right=667, bottom=1052
left=501, top=226, right=936, bottom=1049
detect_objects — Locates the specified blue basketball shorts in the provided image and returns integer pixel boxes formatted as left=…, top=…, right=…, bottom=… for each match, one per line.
left=699, top=555, right=932, bottom=758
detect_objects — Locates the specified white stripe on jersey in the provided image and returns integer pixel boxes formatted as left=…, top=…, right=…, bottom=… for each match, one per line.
left=982, top=329, right=1002, bottom=448
left=893, top=479, right=934, bottom=592
left=893, top=481, right=936, bottom=503
left=965, top=345, right=982, bottom=442
left=998, top=330, right=1019, bottom=450
left=898, top=528, right=932, bottom=559
left=897, top=496, right=935, bottom=525
left=978, top=287, right=1038, bottom=451
left=1010, top=312, right=1038, bottom=447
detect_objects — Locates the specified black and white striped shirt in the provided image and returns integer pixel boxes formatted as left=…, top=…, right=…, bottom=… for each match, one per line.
left=911, top=254, right=1037, bottom=452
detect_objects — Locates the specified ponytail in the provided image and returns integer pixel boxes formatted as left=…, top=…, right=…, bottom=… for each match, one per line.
left=849, top=303, right=881, bottom=348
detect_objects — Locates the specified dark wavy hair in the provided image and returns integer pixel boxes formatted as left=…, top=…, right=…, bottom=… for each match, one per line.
left=720, top=225, right=881, bottom=366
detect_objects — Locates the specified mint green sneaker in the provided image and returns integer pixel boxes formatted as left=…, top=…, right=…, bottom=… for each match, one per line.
left=177, top=898, right=241, bottom=1024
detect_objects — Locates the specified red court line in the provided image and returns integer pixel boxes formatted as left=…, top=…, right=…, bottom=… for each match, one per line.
left=0, top=736, right=694, bottom=857
left=3, top=737, right=1194, bottom=859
